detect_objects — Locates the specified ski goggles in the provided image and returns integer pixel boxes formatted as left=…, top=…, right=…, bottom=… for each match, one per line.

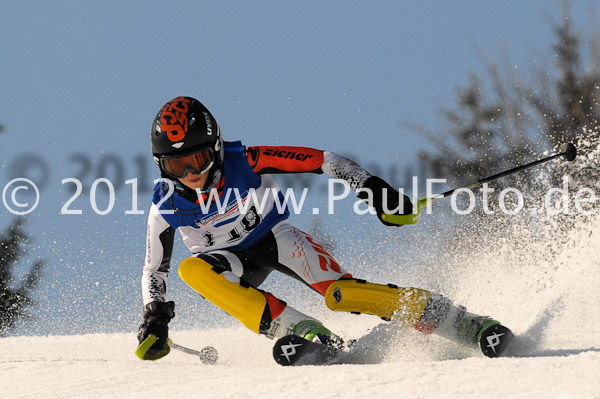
left=160, top=148, right=215, bottom=179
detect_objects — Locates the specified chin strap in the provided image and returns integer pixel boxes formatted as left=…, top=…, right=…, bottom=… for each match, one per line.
left=169, top=168, right=224, bottom=204
left=198, top=168, right=223, bottom=193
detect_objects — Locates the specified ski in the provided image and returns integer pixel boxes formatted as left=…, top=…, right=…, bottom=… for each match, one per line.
left=478, top=323, right=515, bottom=358
left=273, top=324, right=527, bottom=366
left=273, top=335, right=341, bottom=366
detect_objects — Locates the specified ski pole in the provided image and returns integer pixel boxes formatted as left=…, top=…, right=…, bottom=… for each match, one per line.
left=170, top=340, right=219, bottom=365
left=136, top=334, right=219, bottom=364
left=382, top=143, right=577, bottom=225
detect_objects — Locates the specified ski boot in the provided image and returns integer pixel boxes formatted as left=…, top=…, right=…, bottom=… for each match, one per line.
left=421, top=295, right=515, bottom=358
left=292, top=319, right=345, bottom=349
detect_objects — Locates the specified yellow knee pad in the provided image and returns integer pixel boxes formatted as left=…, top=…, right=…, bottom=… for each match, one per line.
left=178, top=257, right=267, bottom=334
left=325, top=279, right=431, bottom=326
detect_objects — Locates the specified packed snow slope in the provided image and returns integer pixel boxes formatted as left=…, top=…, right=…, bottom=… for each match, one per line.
left=3, top=137, right=600, bottom=398
left=1, top=325, right=599, bottom=398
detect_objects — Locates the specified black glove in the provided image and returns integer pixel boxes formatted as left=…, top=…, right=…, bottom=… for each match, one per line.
left=357, top=176, right=413, bottom=226
left=137, top=301, right=175, bottom=354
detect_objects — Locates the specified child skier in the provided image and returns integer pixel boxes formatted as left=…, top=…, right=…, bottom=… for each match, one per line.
left=137, top=96, right=513, bottom=361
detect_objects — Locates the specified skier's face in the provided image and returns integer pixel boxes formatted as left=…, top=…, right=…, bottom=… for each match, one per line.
left=179, top=169, right=210, bottom=190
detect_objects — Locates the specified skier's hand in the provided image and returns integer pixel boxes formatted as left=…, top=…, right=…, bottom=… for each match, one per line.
left=137, top=301, right=175, bottom=359
left=357, top=176, right=413, bottom=226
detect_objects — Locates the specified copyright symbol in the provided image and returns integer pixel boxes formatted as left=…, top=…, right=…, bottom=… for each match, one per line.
left=2, top=178, right=40, bottom=215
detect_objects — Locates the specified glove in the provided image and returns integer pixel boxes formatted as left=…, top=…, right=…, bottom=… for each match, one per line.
left=137, top=301, right=175, bottom=359
left=357, top=176, right=413, bottom=226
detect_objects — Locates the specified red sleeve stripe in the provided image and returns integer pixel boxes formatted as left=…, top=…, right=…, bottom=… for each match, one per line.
left=246, top=146, right=324, bottom=174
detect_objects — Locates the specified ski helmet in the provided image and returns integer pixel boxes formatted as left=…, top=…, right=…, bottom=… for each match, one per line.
left=151, top=96, right=224, bottom=190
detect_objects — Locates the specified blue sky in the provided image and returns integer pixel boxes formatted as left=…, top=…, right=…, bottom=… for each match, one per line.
left=0, top=1, right=594, bottom=334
